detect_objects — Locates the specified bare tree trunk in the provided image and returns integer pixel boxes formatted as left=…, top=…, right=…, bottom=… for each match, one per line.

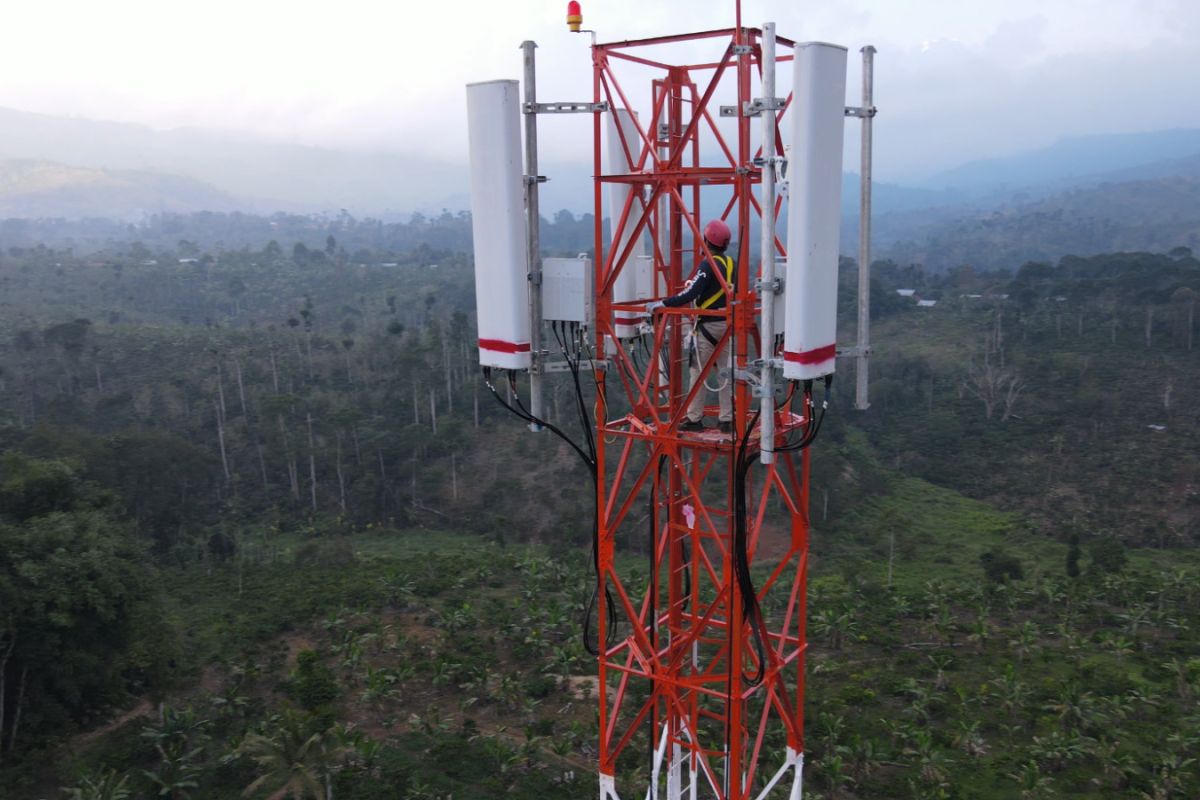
left=413, top=384, right=420, bottom=425
left=216, top=398, right=231, bottom=482
left=429, top=388, right=438, bottom=434
left=306, top=412, right=318, bottom=512
left=887, top=529, right=896, bottom=589
left=444, top=338, right=453, bottom=411
left=1163, top=378, right=1174, bottom=413
left=1189, top=301, right=1195, bottom=352
left=352, top=424, right=362, bottom=466
left=451, top=453, right=458, bottom=502
left=279, top=414, right=300, bottom=500
left=1146, top=307, right=1154, bottom=348
left=256, top=440, right=269, bottom=492
left=335, top=432, right=347, bottom=515
left=269, top=343, right=280, bottom=393
left=0, top=632, right=14, bottom=759
left=216, top=361, right=227, bottom=421
left=1001, top=375, right=1026, bottom=422
left=7, top=664, right=27, bottom=753
left=234, top=358, right=248, bottom=417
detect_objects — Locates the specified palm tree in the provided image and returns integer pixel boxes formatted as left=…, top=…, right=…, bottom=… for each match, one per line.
left=1162, top=658, right=1195, bottom=701
left=967, top=612, right=991, bottom=654
left=950, top=719, right=988, bottom=759
left=1009, top=620, right=1041, bottom=663
left=239, top=711, right=342, bottom=800
left=990, top=664, right=1031, bottom=725
left=61, top=771, right=132, bottom=800
left=1007, top=760, right=1054, bottom=799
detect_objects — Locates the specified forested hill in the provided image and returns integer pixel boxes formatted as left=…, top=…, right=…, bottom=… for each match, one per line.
left=1, top=236, right=1198, bottom=798
left=0, top=239, right=1197, bottom=549
left=875, top=170, right=1200, bottom=271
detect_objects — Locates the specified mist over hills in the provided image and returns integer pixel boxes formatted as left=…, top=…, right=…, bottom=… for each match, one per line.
left=0, top=159, right=242, bottom=218
left=0, top=106, right=468, bottom=215
left=1, top=104, right=1199, bottom=272
left=921, top=128, right=1200, bottom=192
left=864, top=152, right=1200, bottom=270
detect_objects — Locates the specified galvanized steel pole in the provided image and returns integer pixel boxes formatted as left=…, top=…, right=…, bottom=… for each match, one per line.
left=855, top=46, right=876, bottom=411
left=522, top=40, right=545, bottom=430
left=758, top=23, right=778, bottom=464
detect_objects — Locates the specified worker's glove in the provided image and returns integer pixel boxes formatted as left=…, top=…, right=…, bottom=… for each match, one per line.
left=645, top=301, right=665, bottom=315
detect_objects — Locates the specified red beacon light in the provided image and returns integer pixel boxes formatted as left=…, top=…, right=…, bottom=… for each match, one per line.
left=566, top=1, right=582, bottom=32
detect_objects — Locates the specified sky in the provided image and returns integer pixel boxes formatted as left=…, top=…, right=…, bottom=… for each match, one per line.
left=3, top=0, right=1199, bottom=183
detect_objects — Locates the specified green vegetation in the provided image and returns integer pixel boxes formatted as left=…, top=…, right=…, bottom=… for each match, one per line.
left=1, top=232, right=1198, bottom=797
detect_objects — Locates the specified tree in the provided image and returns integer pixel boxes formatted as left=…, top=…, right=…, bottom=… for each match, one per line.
left=61, top=770, right=132, bottom=800
left=980, top=548, right=1023, bottom=583
left=0, top=456, right=174, bottom=759
left=239, top=710, right=344, bottom=800
left=878, top=507, right=911, bottom=589
left=1066, top=532, right=1081, bottom=578
left=1088, top=534, right=1127, bottom=575
left=961, top=351, right=1025, bottom=422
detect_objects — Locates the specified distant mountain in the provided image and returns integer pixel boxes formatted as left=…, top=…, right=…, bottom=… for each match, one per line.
left=875, top=171, right=1200, bottom=271
left=922, top=128, right=1200, bottom=192
left=0, top=106, right=468, bottom=215
left=0, top=159, right=242, bottom=218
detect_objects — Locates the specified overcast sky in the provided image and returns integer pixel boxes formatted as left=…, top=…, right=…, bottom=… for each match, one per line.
left=4, top=0, right=1199, bottom=182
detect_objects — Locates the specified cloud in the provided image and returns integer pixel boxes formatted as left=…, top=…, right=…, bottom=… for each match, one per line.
left=0, top=0, right=1197, bottom=184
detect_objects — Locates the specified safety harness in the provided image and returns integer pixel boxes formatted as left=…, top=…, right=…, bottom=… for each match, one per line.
left=695, top=253, right=735, bottom=347
left=698, top=254, right=735, bottom=310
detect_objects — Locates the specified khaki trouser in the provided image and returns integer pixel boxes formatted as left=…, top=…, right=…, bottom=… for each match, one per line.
left=687, top=319, right=732, bottom=423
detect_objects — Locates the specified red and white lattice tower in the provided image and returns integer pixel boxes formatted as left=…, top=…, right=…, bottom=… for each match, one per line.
left=468, top=2, right=876, bottom=797
left=588, top=11, right=851, bottom=800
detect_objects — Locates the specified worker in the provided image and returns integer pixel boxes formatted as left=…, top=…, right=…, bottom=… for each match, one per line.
left=646, top=219, right=735, bottom=433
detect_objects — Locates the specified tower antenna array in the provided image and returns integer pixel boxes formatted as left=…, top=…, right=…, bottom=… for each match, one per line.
left=466, top=4, right=877, bottom=797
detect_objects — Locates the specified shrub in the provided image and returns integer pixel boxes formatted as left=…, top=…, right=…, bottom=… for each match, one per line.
left=980, top=548, right=1023, bottom=583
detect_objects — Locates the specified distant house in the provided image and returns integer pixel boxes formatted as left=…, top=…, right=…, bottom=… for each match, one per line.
left=962, top=293, right=983, bottom=299
left=917, top=299, right=937, bottom=308
left=896, top=289, right=915, bottom=297
left=1148, top=424, right=1167, bottom=432
left=380, top=262, right=399, bottom=267
left=179, top=257, right=199, bottom=264
left=141, top=259, right=158, bottom=266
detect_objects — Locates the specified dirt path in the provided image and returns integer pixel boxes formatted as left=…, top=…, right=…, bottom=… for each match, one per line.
left=72, top=699, right=154, bottom=749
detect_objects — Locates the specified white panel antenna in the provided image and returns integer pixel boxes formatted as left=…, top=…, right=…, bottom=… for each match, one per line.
left=783, top=43, right=847, bottom=381
left=466, top=80, right=532, bottom=370
left=605, top=109, right=651, bottom=338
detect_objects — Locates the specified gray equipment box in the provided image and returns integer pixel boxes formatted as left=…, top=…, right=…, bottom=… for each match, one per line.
left=542, top=256, right=594, bottom=326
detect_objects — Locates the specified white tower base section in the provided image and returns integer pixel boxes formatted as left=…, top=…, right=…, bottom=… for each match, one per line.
left=783, top=42, right=847, bottom=381
left=605, top=109, right=651, bottom=338
left=467, top=79, right=532, bottom=370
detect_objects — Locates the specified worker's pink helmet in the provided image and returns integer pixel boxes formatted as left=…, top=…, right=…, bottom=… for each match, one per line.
left=703, top=219, right=731, bottom=249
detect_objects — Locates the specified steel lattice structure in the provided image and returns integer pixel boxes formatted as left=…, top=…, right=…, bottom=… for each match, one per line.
left=589, top=19, right=818, bottom=800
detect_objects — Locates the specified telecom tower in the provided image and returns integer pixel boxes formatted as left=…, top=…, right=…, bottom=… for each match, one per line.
left=466, top=3, right=875, bottom=798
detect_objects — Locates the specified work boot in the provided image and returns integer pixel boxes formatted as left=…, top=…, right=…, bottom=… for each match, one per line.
left=718, top=421, right=732, bottom=434
left=679, top=418, right=706, bottom=432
